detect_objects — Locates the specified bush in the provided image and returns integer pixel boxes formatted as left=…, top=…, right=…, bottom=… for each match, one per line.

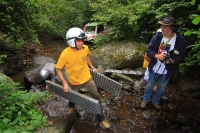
left=179, top=2, right=200, bottom=75
left=0, top=74, right=50, bottom=133
left=91, top=33, right=113, bottom=49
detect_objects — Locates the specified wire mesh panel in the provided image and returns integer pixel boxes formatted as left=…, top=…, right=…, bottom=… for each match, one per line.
left=46, top=80, right=102, bottom=115
left=90, top=71, right=122, bottom=97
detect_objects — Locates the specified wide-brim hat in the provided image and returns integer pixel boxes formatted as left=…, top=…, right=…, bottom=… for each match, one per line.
left=158, top=17, right=177, bottom=26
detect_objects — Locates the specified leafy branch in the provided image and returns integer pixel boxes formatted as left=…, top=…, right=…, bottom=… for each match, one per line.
left=0, top=74, right=50, bottom=132
left=179, top=3, right=200, bottom=75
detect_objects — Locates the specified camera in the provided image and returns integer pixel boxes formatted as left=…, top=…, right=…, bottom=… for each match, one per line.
left=164, top=49, right=179, bottom=70
left=165, top=53, right=173, bottom=70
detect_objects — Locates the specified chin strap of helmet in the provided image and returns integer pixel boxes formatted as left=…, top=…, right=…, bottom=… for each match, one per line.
left=75, top=45, right=79, bottom=50
left=67, top=37, right=75, bottom=41
left=74, top=38, right=80, bottom=50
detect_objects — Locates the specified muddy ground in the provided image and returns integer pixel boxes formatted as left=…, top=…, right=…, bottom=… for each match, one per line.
left=32, top=41, right=200, bottom=133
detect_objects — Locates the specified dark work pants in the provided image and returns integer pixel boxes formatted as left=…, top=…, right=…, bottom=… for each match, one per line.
left=68, top=78, right=104, bottom=122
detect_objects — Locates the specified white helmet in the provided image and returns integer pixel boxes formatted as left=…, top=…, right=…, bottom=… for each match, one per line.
left=66, top=27, right=86, bottom=47
left=39, top=69, right=50, bottom=80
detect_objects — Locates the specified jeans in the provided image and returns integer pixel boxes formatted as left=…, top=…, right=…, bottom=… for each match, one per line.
left=143, top=71, right=169, bottom=104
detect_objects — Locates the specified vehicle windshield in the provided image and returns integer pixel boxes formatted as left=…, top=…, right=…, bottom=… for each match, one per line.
left=84, top=26, right=96, bottom=32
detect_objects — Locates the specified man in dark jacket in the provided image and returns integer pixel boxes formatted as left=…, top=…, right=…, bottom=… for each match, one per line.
left=141, top=17, right=188, bottom=109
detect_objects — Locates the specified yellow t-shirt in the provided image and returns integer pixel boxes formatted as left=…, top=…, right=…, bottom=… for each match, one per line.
left=56, top=45, right=91, bottom=85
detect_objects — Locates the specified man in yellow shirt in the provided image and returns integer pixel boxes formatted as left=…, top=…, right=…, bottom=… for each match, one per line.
left=55, top=27, right=110, bottom=129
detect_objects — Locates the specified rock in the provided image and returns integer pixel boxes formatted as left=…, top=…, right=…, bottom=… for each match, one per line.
left=161, top=96, right=168, bottom=101
left=41, top=95, right=69, bottom=118
left=167, top=103, right=177, bottom=110
left=111, top=73, right=134, bottom=84
left=0, top=73, right=14, bottom=83
left=24, top=65, right=44, bottom=84
left=122, top=84, right=133, bottom=91
left=90, top=41, right=144, bottom=70
left=142, top=111, right=151, bottom=119
left=34, top=118, right=73, bottom=133
left=119, top=119, right=128, bottom=126
left=0, top=47, right=33, bottom=75
left=33, top=56, right=55, bottom=65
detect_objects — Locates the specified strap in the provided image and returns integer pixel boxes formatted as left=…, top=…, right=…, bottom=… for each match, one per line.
left=163, top=33, right=174, bottom=47
left=158, top=34, right=174, bottom=54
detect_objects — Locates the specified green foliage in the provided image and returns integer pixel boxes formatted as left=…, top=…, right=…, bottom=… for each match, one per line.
left=90, top=0, right=200, bottom=75
left=152, top=0, right=198, bottom=35
left=0, top=54, right=7, bottom=65
left=0, top=75, right=50, bottom=133
left=0, top=0, right=200, bottom=75
left=90, top=0, right=152, bottom=40
left=179, top=8, right=200, bottom=74
left=90, top=0, right=199, bottom=40
left=91, top=33, right=113, bottom=49
left=0, top=0, right=95, bottom=47
left=0, top=0, right=42, bottom=47
left=33, top=0, right=96, bottom=40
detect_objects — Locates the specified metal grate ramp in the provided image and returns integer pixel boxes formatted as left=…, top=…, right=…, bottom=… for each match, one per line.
left=46, top=80, right=102, bottom=115
left=90, top=71, right=122, bottom=97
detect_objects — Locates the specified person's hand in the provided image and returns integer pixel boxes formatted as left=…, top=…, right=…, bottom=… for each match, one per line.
left=63, top=83, right=70, bottom=92
left=163, top=58, right=175, bottom=65
left=170, top=58, right=175, bottom=63
left=92, top=68, right=98, bottom=73
left=46, top=85, right=48, bottom=90
left=155, top=53, right=166, bottom=61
